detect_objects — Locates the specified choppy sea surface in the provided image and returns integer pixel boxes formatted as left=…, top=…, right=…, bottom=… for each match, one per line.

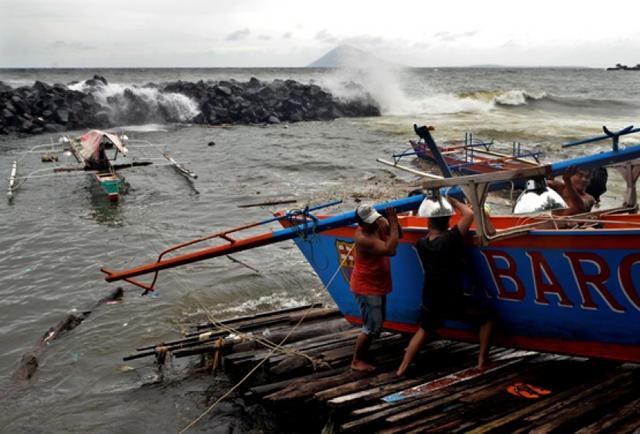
left=1, top=67, right=640, bottom=432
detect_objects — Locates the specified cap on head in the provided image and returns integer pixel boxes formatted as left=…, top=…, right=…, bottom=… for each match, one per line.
left=356, top=204, right=382, bottom=225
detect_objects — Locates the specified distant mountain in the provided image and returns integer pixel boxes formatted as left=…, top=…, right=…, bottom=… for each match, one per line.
left=307, top=45, right=397, bottom=68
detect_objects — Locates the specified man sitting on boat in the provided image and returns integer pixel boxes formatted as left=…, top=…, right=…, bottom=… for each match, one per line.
left=547, top=166, right=596, bottom=215
left=350, top=204, right=400, bottom=372
left=397, top=196, right=494, bottom=376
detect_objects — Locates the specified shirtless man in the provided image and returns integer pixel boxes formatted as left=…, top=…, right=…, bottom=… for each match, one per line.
left=350, top=205, right=400, bottom=371
left=548, top=166, right=596, bottom=215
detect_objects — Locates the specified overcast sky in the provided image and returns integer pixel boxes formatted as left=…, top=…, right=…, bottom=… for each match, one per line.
left=2, top=0, right=639, bottom=68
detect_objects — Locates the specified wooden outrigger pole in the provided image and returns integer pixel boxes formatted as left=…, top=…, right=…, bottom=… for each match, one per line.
left=161, top=152, right=198, bottom=180
left=7, top=161, right=17, bottom=201
left=102, top=125, right=640, bottom=290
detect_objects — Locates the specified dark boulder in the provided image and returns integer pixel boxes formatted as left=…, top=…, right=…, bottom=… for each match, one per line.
left=11, top=95, right=29, bottom=114
left=289, top=111, right=304, bottom=122
left=55, top=108, right=70, bottom=124
left=0, top=76, right=382, bottom=136
left=44, top=123, right=65, bottom=132
left=19, top=119, right=34, bottom=131
left=85, top=75, right=108, bottom=87
left=0, top=81, right=12, bottom=93
left=33, top=80, right=52, bottom=93
left=215, top=85, right=233, bottom=97
left=248, top=77, right=261, bottom=87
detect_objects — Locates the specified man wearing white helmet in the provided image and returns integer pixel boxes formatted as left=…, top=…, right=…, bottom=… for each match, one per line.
left=350, top=204, right=400, bottom=372
left=397, top=195, right=494, bottom=376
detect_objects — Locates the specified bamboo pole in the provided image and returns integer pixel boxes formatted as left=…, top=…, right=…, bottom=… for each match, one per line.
left=7, top=161, right=17, bottom=201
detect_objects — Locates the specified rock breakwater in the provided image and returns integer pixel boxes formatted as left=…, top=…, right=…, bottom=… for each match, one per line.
left=0, top=75, right=380, bottom=135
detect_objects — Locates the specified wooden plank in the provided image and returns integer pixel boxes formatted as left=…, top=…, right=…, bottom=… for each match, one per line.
left=263, top=341, right=460, bottom=403
left=376, top=158, right=444, bottom=179
left=339, top=357, right=530, bottom=433
left=327, top=375, right=443, bottom=408
left=231, top=328, right=360, bottom=367
left=376, top=410, right=452, bottom=434
left=472, top=147, right=541, bottom=166
left=188, top=303, right=325, bottom=333
left=340, top=377, right=503, bottom=433
left=287, top=307, right=342, bottom=323
left=237, top=199, right=298, bottom=208
left=314, top=342, right=467, bottom=402
left=526, top=375, right=640, bottom=433
left=574, top=396, right=640, bottom=433
left=420, top=165, right=551, bottom=189
left=224, top=326, right=358, bottom=365
left=466, top=370, right=634, bottom=434
left=381, top=351, right=535, bottom=403
left=265, top=369, right=374, bottom=402
left=246, top=367, right=346, bottom=398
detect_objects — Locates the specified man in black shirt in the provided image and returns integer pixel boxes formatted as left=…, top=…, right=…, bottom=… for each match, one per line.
left=397, top=196, right=494, bottom=376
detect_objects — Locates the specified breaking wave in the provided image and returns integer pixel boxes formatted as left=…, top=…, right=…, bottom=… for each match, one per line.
left=317, top=60, right=552, bottom=116
left=69, top=81, right=200, bottom=125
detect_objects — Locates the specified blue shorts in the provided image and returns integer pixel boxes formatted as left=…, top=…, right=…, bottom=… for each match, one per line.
left=354, top=294, right=386, bottom=338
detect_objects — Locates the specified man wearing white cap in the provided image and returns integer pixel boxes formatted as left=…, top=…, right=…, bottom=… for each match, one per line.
left=350, top=204, right=400, bottom=372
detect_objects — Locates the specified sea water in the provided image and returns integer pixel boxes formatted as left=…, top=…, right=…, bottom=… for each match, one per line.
left=0, top=67, right=639, bottom=432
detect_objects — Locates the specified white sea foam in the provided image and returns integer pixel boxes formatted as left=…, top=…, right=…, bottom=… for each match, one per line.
left=117, top=123, right=169, bottom=132
left=495, top=89, right=547, bottom=106
left=317, top=55, right=552, bottom=116
left=69, top=81, right=200, bottom=124
left=319, top=57, right=495, bottom=116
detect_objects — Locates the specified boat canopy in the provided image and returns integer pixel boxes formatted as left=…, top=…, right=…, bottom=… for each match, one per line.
left=78, top=130, right=128, bottom=163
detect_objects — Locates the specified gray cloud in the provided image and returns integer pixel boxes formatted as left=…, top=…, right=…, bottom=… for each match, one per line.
left=412, top=41, right=430, bottom=50
left=258, top=34, right=272, bottom=41
left=226, top=29, right=251, bottom=41
left=315, top=29, right=337, bottom=44
left=433, top=31, right=477, bottom=42
left=340, top=35, right=384, bottom=48
left=48, top=40, right=96, bottom=50
left=282, top=32, right=292, bottom=39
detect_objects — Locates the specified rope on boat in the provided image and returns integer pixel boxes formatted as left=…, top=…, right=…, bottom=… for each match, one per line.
left=179, top=245, right=354, bottom=433
left=193, top=298, right=329, bottom=369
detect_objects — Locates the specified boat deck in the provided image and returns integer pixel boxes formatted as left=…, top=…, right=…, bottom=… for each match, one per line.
left=128, top=305, right=640, bottom=433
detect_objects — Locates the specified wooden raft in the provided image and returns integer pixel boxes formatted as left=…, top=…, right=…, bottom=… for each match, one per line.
left=129, top=305, right=640, bottom=433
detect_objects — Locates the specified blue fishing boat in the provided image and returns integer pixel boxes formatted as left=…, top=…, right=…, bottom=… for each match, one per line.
left=101, top=125, right=640, bottom=363
left=390, top=125, right=543, bottom=178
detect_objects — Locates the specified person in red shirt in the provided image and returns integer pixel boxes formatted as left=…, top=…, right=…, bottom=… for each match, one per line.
left=350, top=204, right=400, bottom=372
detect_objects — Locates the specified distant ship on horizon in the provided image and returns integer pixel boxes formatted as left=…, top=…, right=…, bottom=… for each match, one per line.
left=607, top=63, right=640, bottom=71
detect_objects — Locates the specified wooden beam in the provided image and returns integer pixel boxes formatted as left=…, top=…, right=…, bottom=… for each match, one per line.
left=376, top=158, right=444, bottom=180
left=420, top=165, right=552, bottom=190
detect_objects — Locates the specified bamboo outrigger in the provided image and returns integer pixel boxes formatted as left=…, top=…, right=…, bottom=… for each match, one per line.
left=7, top=130, right=197, bottom=202
left=393, top=125, right=543, bottom=178
left=102, top=125, right=640, bottom=363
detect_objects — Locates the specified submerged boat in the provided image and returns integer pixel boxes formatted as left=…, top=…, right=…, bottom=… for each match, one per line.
left=101, top=125, right=640, bottom=363
left=7, top=129, right=197, bottom=202
left=68, top=130, right=129, bottom=201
